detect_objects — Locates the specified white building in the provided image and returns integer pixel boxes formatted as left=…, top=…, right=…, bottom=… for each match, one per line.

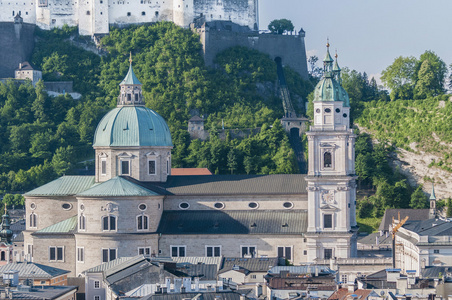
left=0, top=0, right=258, bottom=36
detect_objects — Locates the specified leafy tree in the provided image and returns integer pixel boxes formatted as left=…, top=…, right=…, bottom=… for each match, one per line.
left=268, top=19, right=295, bottom=35
left=52, top=146, right=75, bottom=176
left=227, top=149, right=237, bottom=174
left=415, top=50, right=447, bottom=96
left=447, top=199, right=452, bottom=218
left=381, top=56, right=417, bottom=100
left=410, top=185, right=428, bottom=209
left=358, top=197, right=374, bottom=218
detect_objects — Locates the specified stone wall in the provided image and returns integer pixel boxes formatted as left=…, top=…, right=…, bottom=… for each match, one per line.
left=198, top=23, right=308, bottom=79
left=0, top=22, right=35, bottom=78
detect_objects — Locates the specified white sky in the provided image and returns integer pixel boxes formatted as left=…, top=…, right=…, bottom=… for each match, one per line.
left=259, top=0, right=452, bottom=83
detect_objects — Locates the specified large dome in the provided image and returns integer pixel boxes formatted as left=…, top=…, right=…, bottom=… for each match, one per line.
left=93, top=106, right=172, bottom=147
left=314, top=77, right=350, bottom=107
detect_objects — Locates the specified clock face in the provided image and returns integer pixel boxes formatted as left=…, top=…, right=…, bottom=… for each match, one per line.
left=321, top=190, right=335, bottom=204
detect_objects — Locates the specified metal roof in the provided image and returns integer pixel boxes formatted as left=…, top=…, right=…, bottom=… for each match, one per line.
left=402, top=218, right=452, bottom=238
left=176, top=264, right=218, bottom=281
left=0, top=262, right=69, bottom=279
left=158, top=210, right=307, bottom=235
left=93, top=106, right=172, bottom=147
left=77, top=176, right=160, bottom=197
left=379, top=209, right=429, bottom=231
left=120, top=64, right=142, bottom=85
left=269, top=266, right=334, bottom=275
left=83, top=256, right=140, bottom=273
left=34, top=215, right=77, bottom=234
left=172, top=257, right=223, bottom=271
left=220, top=257, right=278, bottom=273
left=155, top=174, right=308, bottom=195
left=7, top=285, right=77, bottom=299
left=144, top=292, right=242, bottom=300
left=357, top=232, right=392, bottom=245
left=24, top=176, right=95, bottom=197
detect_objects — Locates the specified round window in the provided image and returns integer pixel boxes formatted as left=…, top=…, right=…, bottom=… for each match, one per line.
left=283, top=202, right=294, bottom=209
left=62, top=203, right=72, bottom=210
left=30, top=203, right=36, bottom=210
left=325, top=108, right=331, bottom=113
left=343, top=113, right=348, bottom=118
left=179, top=202, right=190, bottom=209
left=248, top=202, right=258, bottom=209
left=214, top=202, right=224, bottom=209
left=315, top=108, right=321, bottom=113
left=80, top=204, right=85, bottom=211
left=139, top=204, right=147, bottom=211
left=335, top=108, right=340, bottom=113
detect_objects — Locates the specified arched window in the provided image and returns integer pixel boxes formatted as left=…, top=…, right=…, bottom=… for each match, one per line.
left=137, top=215, right=149, bottom=230
left=79, top=214, right=86, bottom=230
left=324, top=151, right=332, bottom=168
left=29, top=213, right=37, bottom=228
left=102, top=215, right=117, bottom=231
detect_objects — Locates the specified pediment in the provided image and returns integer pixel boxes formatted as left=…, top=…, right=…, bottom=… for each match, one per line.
left=320, top=204, right=339, bottom=211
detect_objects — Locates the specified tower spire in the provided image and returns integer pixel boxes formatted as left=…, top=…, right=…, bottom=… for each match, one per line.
left=323, top=38, right=334, bottom=75
left=118, top=54, right=144, bottom=107
left=333, top=50, right=342, bottom=84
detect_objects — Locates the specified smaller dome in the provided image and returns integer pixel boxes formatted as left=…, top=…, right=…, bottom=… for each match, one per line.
left=93, top=106, right=173, bottom=147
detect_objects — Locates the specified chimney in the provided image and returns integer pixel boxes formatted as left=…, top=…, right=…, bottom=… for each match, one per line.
left=174, top=278, right=182, bottom=293
left=165, top=277, right=171, bottom=292
left=183, top=277, right=191, bottom=292
left=194, top=277, right=200, bottom=292
left=240, top=294, right=246, bottom=300
left=19, top=63, right=22, bottom=69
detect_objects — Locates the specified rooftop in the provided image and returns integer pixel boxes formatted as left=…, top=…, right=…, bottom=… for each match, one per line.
left=158, top=210, right=307, bottom=235
left=77, top=176, right=159, bottom=197
left=171, top=168, right=212, bottom=176
left=379, top=209, right=430, bottom=232
left=220, top=257, right=279, bottom=273
left=33, top=215, right=77, bottom=235
left=24, top=176, right=95, bottom=197
left=0, top=262, right=69, bottom=278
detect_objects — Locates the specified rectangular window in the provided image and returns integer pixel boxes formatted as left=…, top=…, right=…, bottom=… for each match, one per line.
left=148, top=160, right=156, bottom=175
left=77, top=247, right=84, bottom=262
left=121, top=160, right=129, bottom=175
left=324, top=248, right=333, bottom=259
left=277, top=246, right=292, bottom=260
left=324, top=214, right=333, bottom=229
left=304, top=250, right=307, bottom=255
left=49, top=246, right=64, bottom=262
left=101, top=159, right=106, bottom=175
left=206, top=246, right=221, bottom=257
left=251, top=275, right=257, bottom=279
left=94, top=281, right=100, bottom=289
left=138, top=247, right=151, bottom=256
left=94, top=296, right=100, bottom=300
left=434, top=249, right=440, bottom=254
left=27, top=244, right=33, bottom=257
left=341, top=274, right=348, bottom=283
left=102, top=248, right=117, bottom=262
left=171, top=246, right=186, bottom=257
left=241, top=246, right=256, bottom=258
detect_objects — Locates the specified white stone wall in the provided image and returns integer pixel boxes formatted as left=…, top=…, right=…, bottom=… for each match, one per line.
left=164, top=194, right=307, bottom=211
left=0, top=0, right=258, bottom=35
left=159, top=234, right=308, bottom=264
left=32, top=234, right=76, bottom=276
left=95, top=146, right=172, bottom=183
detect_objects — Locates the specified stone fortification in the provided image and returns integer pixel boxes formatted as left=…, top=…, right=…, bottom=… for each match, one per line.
left=197, top=21, right=308, bottom=79
left=0, top=21, right=35, bottom=78
left=0, top=0, right=258, bottom=35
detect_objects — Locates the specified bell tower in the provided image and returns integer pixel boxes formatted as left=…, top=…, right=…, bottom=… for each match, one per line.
left=305, top=42, right=358, bottom=262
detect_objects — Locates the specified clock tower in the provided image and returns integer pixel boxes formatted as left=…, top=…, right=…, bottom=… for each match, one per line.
left=305, top=42, right=358, bottom=262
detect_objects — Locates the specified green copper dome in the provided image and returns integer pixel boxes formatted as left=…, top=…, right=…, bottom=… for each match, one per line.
left=93, top=106, right=173, bottom=147
left=313, top=42, right=350, bottom=107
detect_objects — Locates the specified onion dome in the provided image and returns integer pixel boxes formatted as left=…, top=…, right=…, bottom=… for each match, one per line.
left=0, top=206, right=13, bottom=244
left=93, top=55, right=172, bottom=147
left=313, top=41, right=350, bottom=107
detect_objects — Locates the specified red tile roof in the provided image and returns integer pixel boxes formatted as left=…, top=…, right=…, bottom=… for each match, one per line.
left=329, top=289, right=372, bottom=300
left=171, top=168, right=212, bottom=176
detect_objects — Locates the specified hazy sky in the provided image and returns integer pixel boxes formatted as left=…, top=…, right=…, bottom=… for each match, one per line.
left=259, top=0, right=452, bottom=83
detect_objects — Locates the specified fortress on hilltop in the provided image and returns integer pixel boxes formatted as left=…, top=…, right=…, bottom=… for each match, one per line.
left=0, top=0, right=258, bottom=35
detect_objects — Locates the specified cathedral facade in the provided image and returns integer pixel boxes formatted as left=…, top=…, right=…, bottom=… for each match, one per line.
left=0, top=0, right=258, bottom=35
left=23, top=45, right=356, bottom=277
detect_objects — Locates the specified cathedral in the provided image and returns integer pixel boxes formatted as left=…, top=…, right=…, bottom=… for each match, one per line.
left=23, top=44, right=357, bottom=277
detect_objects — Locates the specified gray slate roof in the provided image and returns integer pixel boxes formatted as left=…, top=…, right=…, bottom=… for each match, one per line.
left=172, top=257, right=223, bottom=271
left=25, top=174, right=308, bottom=197
left=220, top=257, right=279, bottom=273
left=84, top=256, right=142, bottom=274
left=7, top=285, right=77, bottom=299
left=0, top=262, right=69, bottom=279
left=421, top=266, right=452, bottom=278
left=176, top=264, right=218, bottom=280
left=158, top=210, right=307, bottom=235
left=268, top=266, right=334, bottom=275
left=379, top=209, right=429, bottom=231
left=357, top=232, right=392, bottom=245
left=24, top=176, right=95, bottom=197
left=402, top=218, right=452, bottom=240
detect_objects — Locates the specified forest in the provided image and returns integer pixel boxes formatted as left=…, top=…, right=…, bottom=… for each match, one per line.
left=1, top=22, right=452, bottom=227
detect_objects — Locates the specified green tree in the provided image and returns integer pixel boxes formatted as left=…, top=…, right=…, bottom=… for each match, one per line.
left=268, top=19, right=295, bottom=35
left=410, top=186, right=428, bottom=209
left=227, top=149, right=237, bottom=174
left=381, top=56, right=417, bottom=100
left=447, top=199, right=452, bottom=218
left=415, top=50, right=447, bottom=96
left=52, top=145, right=75, bottom=176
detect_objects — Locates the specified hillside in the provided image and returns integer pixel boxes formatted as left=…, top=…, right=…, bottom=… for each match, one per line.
left=355, top=95, right=452, bottom=199
left=0, top=22, right=313, bottom=193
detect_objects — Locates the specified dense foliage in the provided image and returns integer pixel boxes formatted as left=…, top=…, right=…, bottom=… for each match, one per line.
left=0, top=22, right=311, bottom=194
left=268, top=19, right=295, bottom=35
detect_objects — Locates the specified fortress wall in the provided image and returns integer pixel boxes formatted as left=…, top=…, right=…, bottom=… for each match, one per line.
left=201, top=29, right=309, bottom=79
left=193, top=0, right=257, bottom=29
left=0, top=1, right=36, bottom=24
left=0, top=22, right=35, bottom=78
